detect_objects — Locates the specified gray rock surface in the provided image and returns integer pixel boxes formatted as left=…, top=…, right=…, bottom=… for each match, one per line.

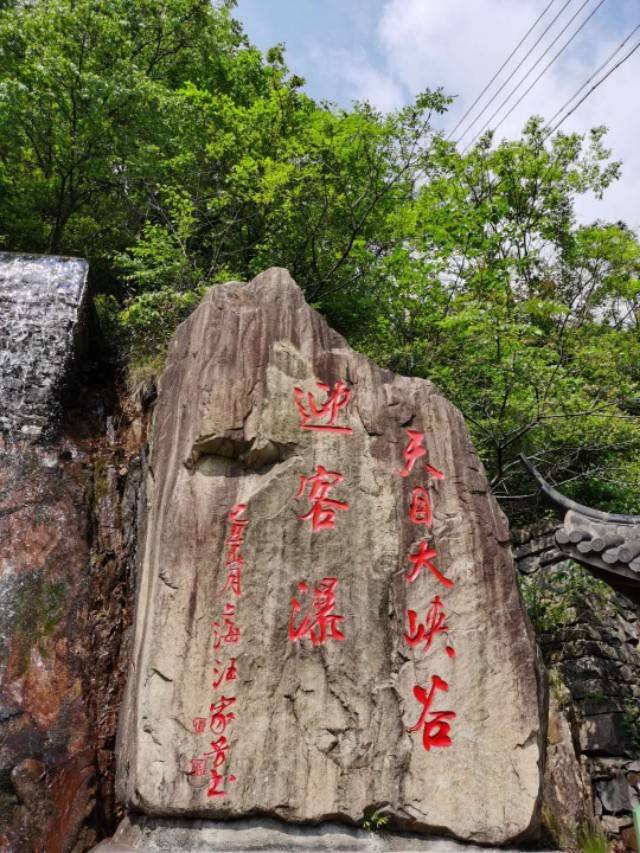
left=117, top=268, right=545, bottom=845
left=0, top=251, right=88, bottom=438
left=105, top=816, right=558, bottom=852
left=513, top=525, right=640, bottom=847
left=541, top=696, right=594, bottom=850
left=595, top=772, right=631, bottom=815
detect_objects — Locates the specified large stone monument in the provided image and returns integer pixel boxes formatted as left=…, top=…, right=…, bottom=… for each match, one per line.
left=117, top=268, right=545, bottom=845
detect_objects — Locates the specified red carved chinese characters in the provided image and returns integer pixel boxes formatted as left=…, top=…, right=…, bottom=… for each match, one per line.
left=223, top=566, right=242, bottom=597
left=399, top=429, right=444, bottom=480
left=207, top=768, right=237, bottom=798
left=212, top=603, right=241, bottom=649
left=227, top=504, right=249, bottom=543
left=407, top=675, right=456, bottom=751
left=293, top=380, right=353, bottom=434
left=409, top=486, right=432, bottom=528
left=296, top=465, right=349, bottom=531
left=406, top=540, right=453, bottom=588
left=209, top=695, right=237, bottom=734
left=191, top=758, right=206, bottom=777
left=192, top=716, right=207, bottom=735
left=398, top=428, right=457, bottom=750
left=224, top=503, right=248, bottom=585
left=205, top=735, right=230, bottom=767
left=212, top=657, right=238, bottom=689
left=289, top=577, right=345, bottom=645
left=190, top=505, right=249, bottom=797
left=404, top=595, right=455, bottom=658
left=289, top=378, right=352, bottom=640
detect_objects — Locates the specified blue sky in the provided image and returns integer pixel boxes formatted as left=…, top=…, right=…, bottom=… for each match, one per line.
left=235, top=0, right=640, bottom=226
left=236, top=0, right=388, bottom=105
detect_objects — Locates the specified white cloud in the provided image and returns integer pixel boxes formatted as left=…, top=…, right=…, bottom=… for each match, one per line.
left=306, top=44, right=406, bottom=112
left=342, top=0, right=640, bottom=228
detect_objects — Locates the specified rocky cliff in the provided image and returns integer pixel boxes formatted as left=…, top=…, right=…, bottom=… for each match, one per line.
left=514, top=525, right=640, bottom=850
left=0, top=253, right=143, bottom=852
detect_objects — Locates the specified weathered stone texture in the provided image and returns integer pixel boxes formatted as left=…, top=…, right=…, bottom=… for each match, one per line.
left=514, top=525, right=640, bottom=849
left=0, top=251, right=147, bottom=851
left=542, top=695, right=594, bottom=851
left=118, top=268, right=545, bottom=845
left=106, top=814, right=559, bottom=852
left=0, top=252, right=88, bottom=439
left=0, top=432, right=145, bottom=853
left=0, top=442, right=95, bottom=851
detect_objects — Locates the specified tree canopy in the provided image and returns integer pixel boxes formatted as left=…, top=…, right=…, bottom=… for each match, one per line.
left=0, top=0, right=638, bottom=522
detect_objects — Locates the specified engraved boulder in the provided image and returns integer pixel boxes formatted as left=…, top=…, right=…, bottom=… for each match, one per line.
left=117, top=268, right=545, bottom=845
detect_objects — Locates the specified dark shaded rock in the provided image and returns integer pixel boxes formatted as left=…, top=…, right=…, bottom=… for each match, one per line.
left=579, top=714, right=633, bottom=757
left=542, top=697, right=593, bottom=851
left=595, top=773, right=631, bottom=815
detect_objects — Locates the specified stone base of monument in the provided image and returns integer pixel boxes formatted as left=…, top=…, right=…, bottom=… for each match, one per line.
left=93, top=816, right=558, bottom=852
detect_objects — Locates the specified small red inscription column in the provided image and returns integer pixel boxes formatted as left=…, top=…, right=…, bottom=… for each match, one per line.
left=189, top=503, right=249, bottom=797
left=398, top=428, right=456, bottom=751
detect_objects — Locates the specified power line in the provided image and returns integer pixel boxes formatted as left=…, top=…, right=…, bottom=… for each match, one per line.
left=446, top=0, right=557, bottom=141
left=473, top=0, right=608, bottom=145
left=545, top=36, right=640, bottom=136
left=454, top=0, right=576, bottom=144
left=462, top=0, right=602, bottom=151
left=487, top=35, right=640, bottom=208
left=545, top=22, right=640, bottom=129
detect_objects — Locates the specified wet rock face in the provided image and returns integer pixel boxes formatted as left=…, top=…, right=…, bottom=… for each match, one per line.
left=0, top=443, right=95, bottom=851
left=118, top=268, right=545, bottom=845
left=0, top=251, right=142, bottom=852
left=0, top=252, right=94, bottom=851
left=0, top=252, right=88, bottom=439
left=0, top=437, right=143, bottom=853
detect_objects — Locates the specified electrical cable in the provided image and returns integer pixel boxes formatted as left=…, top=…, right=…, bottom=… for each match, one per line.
left=478, top=0, right=608, bottom=143
left=454, top=0, right=576, bottom=144
left=544, top=36, right=640, bottom=136
left=446, top=0, right=557, bottom=140
left=462, top=0, right=604, bottom=151
left=545, top=22, right=640, bottom=129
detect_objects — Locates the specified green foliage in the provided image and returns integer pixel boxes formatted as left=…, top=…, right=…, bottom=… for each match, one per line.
left=0, top=0, right=243, bottom=257
left=95, top=285, right=206, bottom=373
left=120, top=287, right=207, bottom=365
left=0, top=571, right=68, bottom=674
left=519, top=563, right=612, bottom=639
left=94, top=293, right=123, bottom=351
left=576, top=823, right=609, bottom=853
left=622, top=702, right=640, bottom=753
left=547, top=667, right=572, bottom=710
left=115, top=188, right=202, bottom=293
left=356, top=120, right=640, bottom=522
left=0, top=0, right=639, bottom=523
left=362, top=810, right=390, bottom=833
